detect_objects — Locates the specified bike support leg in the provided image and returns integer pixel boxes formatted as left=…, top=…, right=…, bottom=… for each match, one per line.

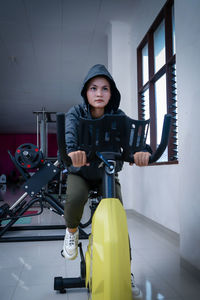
left=54, top=243, right=86, bottom=293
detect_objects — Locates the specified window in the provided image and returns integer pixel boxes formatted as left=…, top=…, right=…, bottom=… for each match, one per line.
left=137, top=0, right=177, bottom=163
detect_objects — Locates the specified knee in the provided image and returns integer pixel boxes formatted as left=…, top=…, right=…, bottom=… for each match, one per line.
left=66, top=188, right=88, bottom=207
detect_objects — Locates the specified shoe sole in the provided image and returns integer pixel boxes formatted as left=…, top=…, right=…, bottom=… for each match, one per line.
left=61, top=249, right=78, bottom=260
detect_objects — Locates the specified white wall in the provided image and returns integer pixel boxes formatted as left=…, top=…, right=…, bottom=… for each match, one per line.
left=175, top=0, right=200, bottom=271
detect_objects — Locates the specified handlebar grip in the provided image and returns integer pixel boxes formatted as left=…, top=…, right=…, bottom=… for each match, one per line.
left=149, top=114, right=172, bottom=164
left=56, top=113, right=72, bottom=167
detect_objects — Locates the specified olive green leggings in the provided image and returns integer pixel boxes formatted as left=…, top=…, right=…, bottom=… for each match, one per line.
left=64, top=173, right=123, bottom=228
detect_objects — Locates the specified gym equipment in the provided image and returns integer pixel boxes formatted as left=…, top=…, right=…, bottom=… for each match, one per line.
left=33, top=107, right=57, bottom=159
left=0, top=142, right=96, bottom=242
left=0, top=174, right=6, bottom=193
left=54, top=112, right=171, bottom=298
left=15, top=143, right=44, bottom=169
left=0, top=146, right=65, bottom=242
left=0, top=107, right=99, bottom=242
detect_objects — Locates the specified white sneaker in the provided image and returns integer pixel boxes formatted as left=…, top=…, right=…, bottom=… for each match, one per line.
left=62, top=229, right=79, bottom=260
left=131, top=273, right=143, bottom=299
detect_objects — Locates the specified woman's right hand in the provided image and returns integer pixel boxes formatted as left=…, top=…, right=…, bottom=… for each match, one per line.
left=68, top=151, right=90, bottom=167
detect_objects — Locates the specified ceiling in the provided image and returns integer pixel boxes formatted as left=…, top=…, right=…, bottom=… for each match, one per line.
left=0, top=0, right=134, bottom=133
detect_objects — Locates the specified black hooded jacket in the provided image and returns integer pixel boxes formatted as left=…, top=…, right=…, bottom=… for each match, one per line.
left=65, top=64, right=126, bottom=181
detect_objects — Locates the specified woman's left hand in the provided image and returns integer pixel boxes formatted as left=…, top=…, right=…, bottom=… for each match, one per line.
left=131, top=151, right=151, bottom=167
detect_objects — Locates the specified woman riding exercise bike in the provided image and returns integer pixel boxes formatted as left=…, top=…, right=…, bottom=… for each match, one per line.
left=55, top=110, right=171, bottom=300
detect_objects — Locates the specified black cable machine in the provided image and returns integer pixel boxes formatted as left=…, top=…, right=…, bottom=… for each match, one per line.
left=0, top=142, right=89, bottom=242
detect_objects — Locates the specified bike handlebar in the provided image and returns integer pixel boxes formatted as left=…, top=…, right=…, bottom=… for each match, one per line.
left=149, top=114, right=172, bottom=163
left=56, top=113, right=171, bottom=166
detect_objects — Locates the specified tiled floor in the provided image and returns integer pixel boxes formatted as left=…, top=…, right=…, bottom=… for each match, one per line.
left=0, top=189, right=200, bottom=300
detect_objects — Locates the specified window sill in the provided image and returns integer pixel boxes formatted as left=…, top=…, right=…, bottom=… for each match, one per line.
left=149, top=160, right=179, bottom=166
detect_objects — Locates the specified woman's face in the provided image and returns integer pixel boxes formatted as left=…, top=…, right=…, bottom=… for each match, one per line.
left=86, top=77, right=111, bottom=116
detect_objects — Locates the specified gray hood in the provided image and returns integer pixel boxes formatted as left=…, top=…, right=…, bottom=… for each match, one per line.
left=81, top=64, right=121, bottom=112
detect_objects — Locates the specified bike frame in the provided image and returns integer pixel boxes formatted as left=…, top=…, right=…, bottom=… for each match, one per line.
left=85, top=158, right=132, bottom=299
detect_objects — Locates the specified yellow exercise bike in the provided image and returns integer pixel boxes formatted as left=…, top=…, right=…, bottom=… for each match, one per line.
left=54, top=113, right=171, bottom=299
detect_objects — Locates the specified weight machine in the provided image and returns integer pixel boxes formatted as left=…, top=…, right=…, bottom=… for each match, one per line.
left=0, top=141, right=96, bottom=242
left=0, top=109, right=98, bottom=242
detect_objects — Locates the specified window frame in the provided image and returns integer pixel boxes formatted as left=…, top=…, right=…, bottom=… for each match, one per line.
left=137, top=0, right=178, bottom=165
